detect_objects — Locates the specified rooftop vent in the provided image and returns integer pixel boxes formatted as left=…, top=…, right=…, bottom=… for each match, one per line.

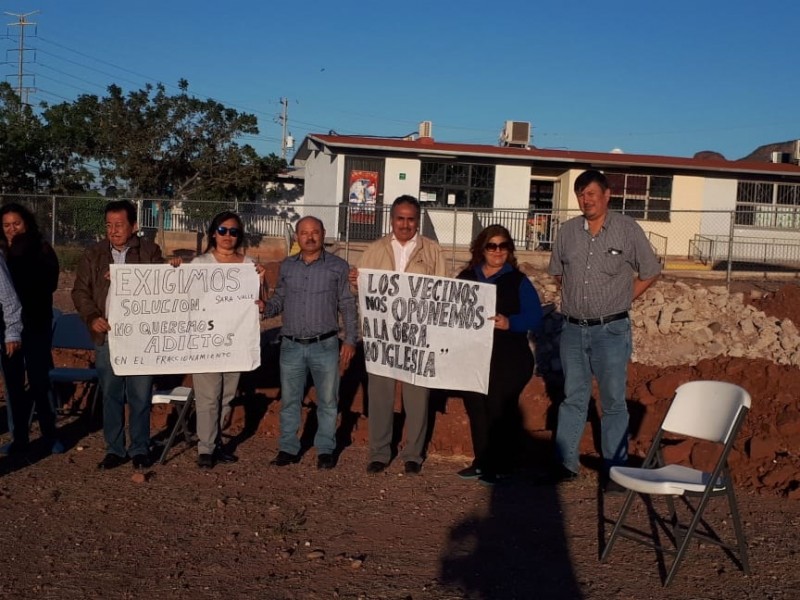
left=418, top=120, right=433, bottom=139
left=499, top=121, right=530, bottom=147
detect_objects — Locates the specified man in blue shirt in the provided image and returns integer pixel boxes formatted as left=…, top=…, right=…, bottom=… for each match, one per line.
left=262, top=216, right=358, bottom=470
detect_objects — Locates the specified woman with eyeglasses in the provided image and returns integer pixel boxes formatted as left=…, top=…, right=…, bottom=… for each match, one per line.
left=455, top=224, right=543, bottom=486
left=185, top=211, right=266, bottom=468
left=0, top=203, right=63, bottom=456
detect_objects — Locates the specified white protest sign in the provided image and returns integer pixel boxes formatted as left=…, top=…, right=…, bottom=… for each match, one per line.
left=357, top=269, right=495, bottom=394
left=107, top=263, right=261, bottom=375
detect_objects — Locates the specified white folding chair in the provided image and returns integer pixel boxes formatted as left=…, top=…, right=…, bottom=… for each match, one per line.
left=601, top=380, right=751, bottom=586
left=153, top=386, right=195, bottom=464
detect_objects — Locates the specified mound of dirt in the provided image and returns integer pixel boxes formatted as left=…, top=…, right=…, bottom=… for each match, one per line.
left=752, top=283, right=800, bottom=324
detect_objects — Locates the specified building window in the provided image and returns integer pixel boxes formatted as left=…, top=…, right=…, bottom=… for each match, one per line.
left=606, top=173, right=672, bottom=222
left=420, top=162, right=495, bottom=208
left=735, top=181, right=800, bottom=229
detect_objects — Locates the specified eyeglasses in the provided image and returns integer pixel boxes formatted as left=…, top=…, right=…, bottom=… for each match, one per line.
left=484, top=241, right=512, bottom=252
left=216, top=226, right=241, bottom=237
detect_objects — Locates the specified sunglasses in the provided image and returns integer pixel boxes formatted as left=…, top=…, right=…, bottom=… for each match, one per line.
left=484, top=241, right=512, bottom=252
left=216, top=226, right=241, bottom=237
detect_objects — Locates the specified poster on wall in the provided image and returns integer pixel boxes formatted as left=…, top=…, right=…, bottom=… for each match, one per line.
left=348, top=170, right=379, bottom=224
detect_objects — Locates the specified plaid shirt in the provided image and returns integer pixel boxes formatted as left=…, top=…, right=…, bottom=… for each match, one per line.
left=548, top=211, right=661, bottom=319
left=0, top=254, right=23, bottom=343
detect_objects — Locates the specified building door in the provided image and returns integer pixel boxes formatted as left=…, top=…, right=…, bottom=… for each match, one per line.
left=340, top=157, right=386, bottom=241
left=528, top=179, right=557, bottom=250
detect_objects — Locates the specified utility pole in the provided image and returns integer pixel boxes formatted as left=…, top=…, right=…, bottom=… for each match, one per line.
left=279, top=97, right=289, bottom=160
left=4, top=11, right=38, bottom=107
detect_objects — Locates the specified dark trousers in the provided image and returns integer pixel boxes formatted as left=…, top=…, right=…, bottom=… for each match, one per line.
left=1, top=327, right=57, bottom=445
left=462, top=347, right=533, bottom=474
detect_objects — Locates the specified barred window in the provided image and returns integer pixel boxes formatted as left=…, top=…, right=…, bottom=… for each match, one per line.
left=420, top=162, right=495, bottom=208
left=606, top=172, right=672, bottom=222
left=735, top=181, right=800, bottom=229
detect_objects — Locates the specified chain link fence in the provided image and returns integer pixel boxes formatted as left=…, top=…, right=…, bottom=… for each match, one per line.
left=2, top=194, right=799, bottom=282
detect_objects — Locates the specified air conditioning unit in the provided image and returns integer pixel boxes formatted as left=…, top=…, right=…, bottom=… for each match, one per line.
left=771, top=151, right=786, bottom=164
left=501, top=120, right=530, bottom=147
left=419, top=120, right=433, bottom=138
left=794, top=139, right=800, bottom=162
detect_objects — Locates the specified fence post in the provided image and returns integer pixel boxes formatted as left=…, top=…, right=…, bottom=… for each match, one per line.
left=726, top=210, right=735, bottom=289
left=451, top=207, right=458, bottom=273
left=51, top=195, right=56, bottom=246
left=344, top=204, right=351, bottom=263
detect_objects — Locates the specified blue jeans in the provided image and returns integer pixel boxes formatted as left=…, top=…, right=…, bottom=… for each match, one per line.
left=95, top=342, right=153, bottom=458
left=278, top=336, right=340, bottom=455
left=556, top=317, right=632, bottom=473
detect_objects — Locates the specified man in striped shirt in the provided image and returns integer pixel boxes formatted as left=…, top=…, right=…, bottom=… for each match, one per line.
left=262, top=216, right=357, bottom=470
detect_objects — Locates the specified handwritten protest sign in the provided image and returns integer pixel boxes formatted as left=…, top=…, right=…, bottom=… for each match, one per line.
left=107, top=263, right=261, bottom=375
left=357, top=269, right=495, bottom=394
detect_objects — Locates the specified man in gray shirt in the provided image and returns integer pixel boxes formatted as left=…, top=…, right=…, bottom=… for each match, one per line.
left=547, top=170, right=661, bottom=490
left=262, top=216, right=357, bottom=470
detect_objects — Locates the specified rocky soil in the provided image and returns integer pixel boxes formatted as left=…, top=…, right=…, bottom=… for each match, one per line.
left=0, top=270, right=798, bottom=599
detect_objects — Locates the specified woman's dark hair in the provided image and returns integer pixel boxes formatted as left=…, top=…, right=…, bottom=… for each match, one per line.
left=467, top=224, right=517, bottom=269
left=204, top=211, right=246, bottom=253
left=0, top=202, right=42, bottom=250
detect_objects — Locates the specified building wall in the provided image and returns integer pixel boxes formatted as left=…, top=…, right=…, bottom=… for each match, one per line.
left=304, top=152, right=343, bottom=235
left=493, top=164, right=531, bottom=209
left=384, top=157, right=422, bottom=201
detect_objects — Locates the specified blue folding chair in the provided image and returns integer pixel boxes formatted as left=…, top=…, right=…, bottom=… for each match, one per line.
left=49, top=312, right=101, bottom=414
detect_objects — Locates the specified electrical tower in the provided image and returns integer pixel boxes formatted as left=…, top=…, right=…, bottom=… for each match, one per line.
left=4, top=10, right=38, bottom=107
left=278, top=97, right=294, bottom=160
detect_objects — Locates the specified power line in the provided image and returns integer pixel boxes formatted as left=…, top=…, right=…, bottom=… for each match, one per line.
left=4, top=10, right=38, bottom=106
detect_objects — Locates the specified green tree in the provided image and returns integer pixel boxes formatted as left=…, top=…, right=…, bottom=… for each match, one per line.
left=0, top=82, right=47, bottom=192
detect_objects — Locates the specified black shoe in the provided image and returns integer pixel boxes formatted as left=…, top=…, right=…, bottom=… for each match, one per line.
left=366, top=461, right=387, bottom=474
left=317, top=453, right=335, bottom=470
left=534, top=463, right=579, bottom=485
left=214, top=449, right=239, bottom=464
left=131, top=454, right=153, bottom=470
left=457, top=465, right=482, bottom=480
left=0, top=441, right=29, bottom=456
left=197, top=454, right=214, bottom=469
left=404, top=461, right=422, bottom=475
left=270, top=451, right=299, bottom=467
left=603, top=478, right=627, bottom=495
left=478, top=472, right=511, bottom=487
left=97, top=453, right=127, bottom=470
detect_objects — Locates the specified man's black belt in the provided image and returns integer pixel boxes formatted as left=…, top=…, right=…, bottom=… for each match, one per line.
left=565, top=311, right=629, bottom=327
left=281, top=330, right=338, bottom=344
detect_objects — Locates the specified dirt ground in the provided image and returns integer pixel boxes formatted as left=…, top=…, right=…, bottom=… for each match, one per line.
left=0, top=274, right=799, bottom=599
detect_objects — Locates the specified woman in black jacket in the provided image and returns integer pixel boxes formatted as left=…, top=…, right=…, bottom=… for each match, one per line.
left=0, top=203, right=62, bottom=455
left=456, top=224, right=543, bottom=486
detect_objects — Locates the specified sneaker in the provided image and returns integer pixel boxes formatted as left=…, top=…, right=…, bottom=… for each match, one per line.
left=49, top=439, right=66, bottom=455
left=457, top=466, right=482, bottom=480
left=478, top=473, right=510, bottom=487
left=197, top=454, right=214, bottom=469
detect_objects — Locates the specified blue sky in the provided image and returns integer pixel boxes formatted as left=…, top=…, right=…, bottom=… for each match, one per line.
left=2, top=0, right=798, bottom=161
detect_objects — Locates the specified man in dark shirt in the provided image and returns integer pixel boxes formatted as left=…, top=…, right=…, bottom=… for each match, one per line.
left=262, top=216, right=357, bottom=470
left=72, top=200, right=164, bottom=470
left=547, top=170, right=661, bottom=490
